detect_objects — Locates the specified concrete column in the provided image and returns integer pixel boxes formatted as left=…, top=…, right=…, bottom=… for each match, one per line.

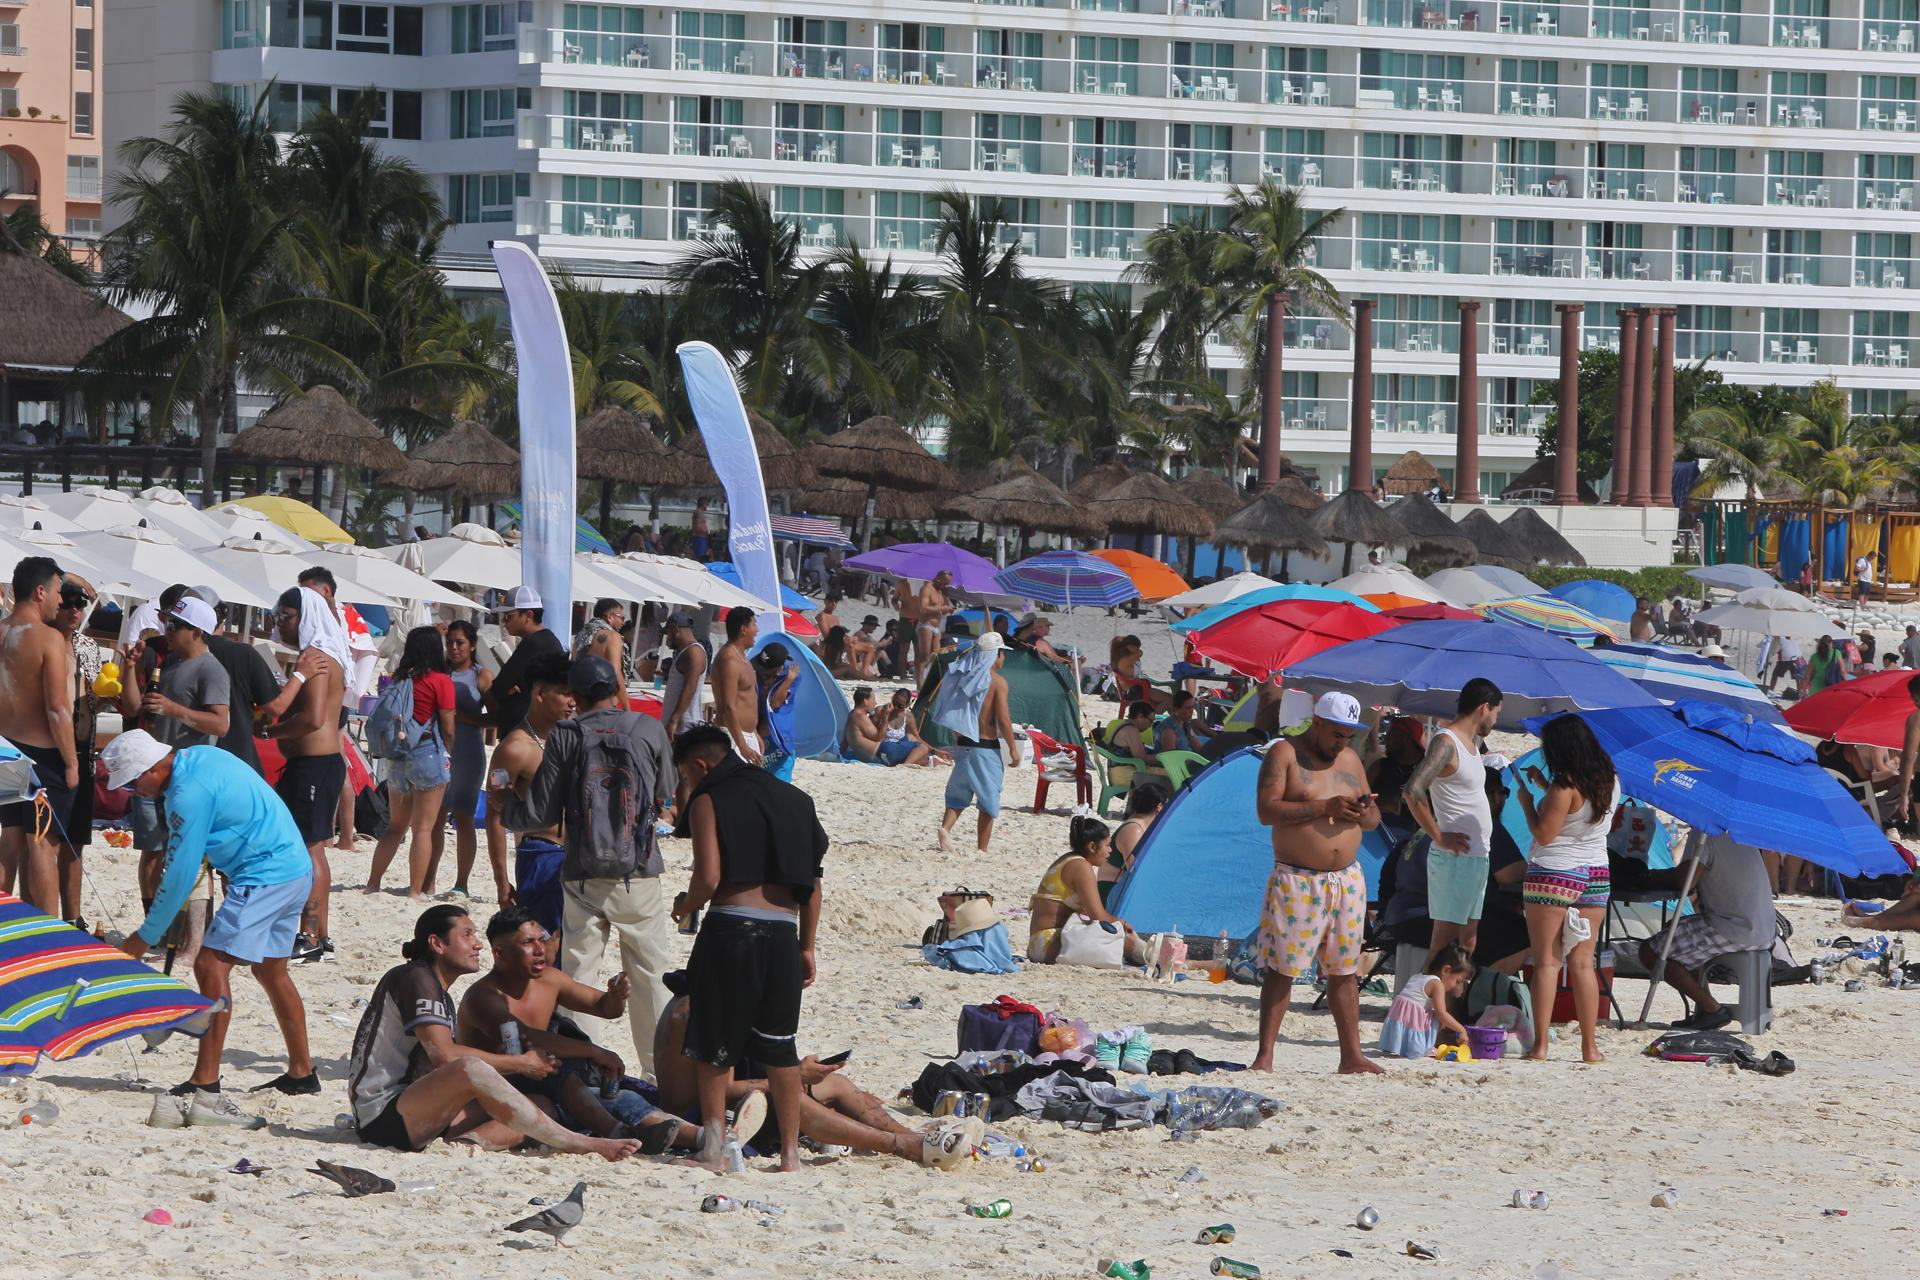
left=1455, top=300, right=1482, bottom=503
left=1611, top=308, right=1640, bottom=506
left=1630, top=304, right=1655, bottom=507
left=1349, top=300, right=1375, bottom=492
left=1651, top=306, right=1677, bottom=507
left=1259, top=296, right=1286, bottom=488
left=1554, top=303, right=1584, bottom=505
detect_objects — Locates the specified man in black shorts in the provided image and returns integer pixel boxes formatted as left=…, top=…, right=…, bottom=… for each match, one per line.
left=264, top=587, right=348, bottom=961
left=669, top=724, right=827, bottom=1173
left=0, top=555, right=79, bottom=914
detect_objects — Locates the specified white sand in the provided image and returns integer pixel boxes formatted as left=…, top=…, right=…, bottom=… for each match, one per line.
left=8, top=605, right=1916, bottom=1278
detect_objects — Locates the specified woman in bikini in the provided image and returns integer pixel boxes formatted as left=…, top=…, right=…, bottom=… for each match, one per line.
left=1028, top=816, right=1147, bottom=964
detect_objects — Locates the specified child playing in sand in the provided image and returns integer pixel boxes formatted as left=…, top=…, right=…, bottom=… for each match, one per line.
left=1377, top=943, right=1473, bottom=1059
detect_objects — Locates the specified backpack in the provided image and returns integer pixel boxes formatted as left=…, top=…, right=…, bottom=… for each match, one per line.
left=568, top=713, right=655, bottom=881
left=365, top=676, right=429, bottom=760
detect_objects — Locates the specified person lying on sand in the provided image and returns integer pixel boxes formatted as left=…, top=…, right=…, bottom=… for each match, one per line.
left=1844, top=876, right=1920, bottom=931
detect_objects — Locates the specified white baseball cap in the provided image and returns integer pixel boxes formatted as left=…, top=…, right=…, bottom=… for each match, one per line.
left=977, top=631, right=1006, bottom=653
left=167, top=596, right=218, bottom=634
left=496, top=585, right=543, bottom=613
left=1313, top=691, right=1366, bottom=728
left=101, top=729, right=173, bottom=790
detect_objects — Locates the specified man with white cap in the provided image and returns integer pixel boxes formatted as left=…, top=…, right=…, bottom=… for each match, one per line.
left=485, top=586, right=565, bottom=734
left=105, top=729, right=319, bottom=1126
left=931, top=631, right=1021, bottom=856
left=1249, top=690, right=1384, bottom=1075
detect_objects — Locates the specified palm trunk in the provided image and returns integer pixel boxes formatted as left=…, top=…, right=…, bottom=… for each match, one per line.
left=203, top=371, right=237, bottom=507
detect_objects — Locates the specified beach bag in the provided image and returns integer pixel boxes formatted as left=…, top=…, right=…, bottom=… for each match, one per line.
left=924, top=922, right=1019, bottom=975
left=1056, top=915, right=1126, bottom=968
left=569, top=714, right=653, bottom=882
left=364, top=676, right=426, bottom=760
left=924, top=887, right=995, bottom=945
left=957, top=995, right=1043, bottom=1056
left=92, top=756, right=130, bottom=822
left=353, top=780, right=391, bottom=840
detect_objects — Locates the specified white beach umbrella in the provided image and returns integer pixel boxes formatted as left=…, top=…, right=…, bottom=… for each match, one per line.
left=568, top=554, right=653, bottom=605
left=1157, top=570, right=1282, bottom=611
left=1688, top=563, right=1776, bottom=593
left=0, top=494, right=79, bottom=535
left=0, top=526, right=132, bottom=596
left=617, top=552, right=777, bottom=611
left=1424, top=566, right=1512, bottom=608
left=131, top=487, right=232, bottom=547
left=41, top=485, right=145, bottom=531
left=1697, top=586, right=1849, bottom=640
left=64, top=525, right=280, bottom=609
left=1328, top=563, right=1445, bottom=603
left=391, top=523, right=523, bottom=590
left=194, top=536, right=400, bottom=611
left=306, top=543, right=477, bottom=609
left=1462, top=563, right=1550, bottom=596
left=210, top=508, right=318, bottom=552
left=576, top=553, right=697, bottom=607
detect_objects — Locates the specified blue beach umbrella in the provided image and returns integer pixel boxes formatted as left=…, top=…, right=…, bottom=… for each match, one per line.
left=1284, top=618, right=1660, bottom=729
left=497, top=501, right=615, bottom=554
left=1591, top=641, right=1784, bottom=725
left=1548, top=578, right=1639, bottom=625
left=1519, top=699, right=1904, bottom=877
left=1170, top=583, right=1381, bottom=634
left=707, top=561, right=812, bottom=609
left=993, top=550, right=1141, bottom=609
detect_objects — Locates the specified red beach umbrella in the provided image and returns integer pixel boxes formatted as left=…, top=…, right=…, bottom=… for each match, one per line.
left=1186, top=599, right=1402, bottom=681
left=1783, top=668, right=1920, bottom=749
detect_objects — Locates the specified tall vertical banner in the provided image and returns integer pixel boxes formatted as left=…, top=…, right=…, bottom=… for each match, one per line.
left=491, top=241, right=575, bottom=620
left=676, top=341, right=781, bottom=631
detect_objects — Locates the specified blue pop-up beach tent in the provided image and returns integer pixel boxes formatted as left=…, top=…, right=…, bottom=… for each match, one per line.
left=1106, top=745, right=1391, bottom=938
left=746, top=631, right=848, bottom=761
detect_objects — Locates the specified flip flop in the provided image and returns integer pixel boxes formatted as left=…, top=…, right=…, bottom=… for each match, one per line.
left=728, top=1092, right=769, bottom=1145
left=633, top=1117, right=679, bottom=1155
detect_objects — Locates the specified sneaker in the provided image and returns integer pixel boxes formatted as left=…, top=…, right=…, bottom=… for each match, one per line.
left=1093, top=1036, right=1122, bottom=1073
left=1120, top=1030, right=1152, bottom=1075
left=187, top=1090, right=267, bottom=1129
left=1671, top=1005, right=1734, bottom=1032
left=290, top=934, right=325, bottom=965
left=146, top=1093, right=190, bottom=1129
left=319, top=936, right=336, bottom=960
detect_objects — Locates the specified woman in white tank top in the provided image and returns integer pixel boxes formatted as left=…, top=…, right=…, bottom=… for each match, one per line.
left=1516, top=714, right=1621, bottom=1064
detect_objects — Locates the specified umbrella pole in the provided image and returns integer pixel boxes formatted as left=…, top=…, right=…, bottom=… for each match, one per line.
left=1633, top=829, right=1706, bottom=1030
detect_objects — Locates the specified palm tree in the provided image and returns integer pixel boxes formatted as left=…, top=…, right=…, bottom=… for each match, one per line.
left=1, top=197, right=87, bottom=283
left=1217, top=180, right=1347, bottom=351
left=1680, top=404, right=1789, bottom=505
left=281, top=98, right=446, bottom=256
left=88, top=88, right=358, bottom=502
left=1129, top=216, right=1231, bottom=388
left=815, top=243, right=935, bottom=424
left=555, top=274, right=664, bottom=419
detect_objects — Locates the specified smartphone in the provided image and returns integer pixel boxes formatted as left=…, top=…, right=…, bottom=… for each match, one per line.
left=818, top=1049, right=851, bottom=1065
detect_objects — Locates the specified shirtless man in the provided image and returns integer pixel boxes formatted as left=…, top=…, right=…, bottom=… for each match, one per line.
left=456, top=906, right=693, bottom=1152
left=842, top=687, right=886, bottom=762
left=914, top=571, right=955, bottom=684
left=814, top=591, right=844, bottom=643
left=265, top=587, right=346, bottom=963
left=938, top=632, right=1021, bottom=855
left=1248, top=691, right=1384, bottom=1075
left=712, top=605, right=762, bottom=764
left=0, top=556, right=77, bottom=913
left=488, top=654, right=573, bottom=937
left=299, top=567, right=371, bottom=856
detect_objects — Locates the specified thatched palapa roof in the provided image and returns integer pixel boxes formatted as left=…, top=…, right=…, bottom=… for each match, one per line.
left=942, top=461, right=1107, bottom=538
left=797, top=474, right=936, bottom=522
left=675, top=411, right=818, bottom=491
left=1211, top=492, right=1329, bottom=555
left=1087, top=472, right=1218, bottom=539
left=1500, top=457, right=1600, bottom=504
left=1499, top=506, right=1588, bottom=567
left=1175, top=468, right=1246, bottom=520
left=804, top=416, right=956, bottom=493
left=1067, top=460, right=1142, bottom=501
left=1380, top=450, right=1444, bottom=497
left=1456, top=507, right=1536, bottom=571
left=388, top=420, right=520, bottom=498
left=577, top=406, right=689, bottom=487
left=1385, top=491, right=1479, bottom=566
left=229, top=386, right=409, bottom=471
left=1307, top=490, right=1405, bottom=548
left=1267, top=474, right=1326, bottom=514
left=0, top=219, right=131, bottom=372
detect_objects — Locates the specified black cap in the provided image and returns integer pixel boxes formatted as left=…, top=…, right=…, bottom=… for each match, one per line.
left=569, top=654, right=620, bottom=700
left=665, top=610, right=696, bottom=629
left=755, top=642, right=790, bottom=668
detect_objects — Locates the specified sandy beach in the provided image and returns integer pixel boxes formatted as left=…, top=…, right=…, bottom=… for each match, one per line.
left=8, top=605, right=1918, bottom=1280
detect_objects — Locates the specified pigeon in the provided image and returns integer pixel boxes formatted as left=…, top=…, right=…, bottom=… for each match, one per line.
left=506, top=1182, right=586, bottom=1246
left=308, top=1160, right=396, bottom=1198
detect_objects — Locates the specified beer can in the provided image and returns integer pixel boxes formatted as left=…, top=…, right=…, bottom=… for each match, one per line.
left=966, top=1199, right=1013, bottom=1219
left=932, top=1090, right=966, bottom=1118
left=963, top=1091, right=990, bottom=1118
left=1210, top=1259, right=1260, bottom=1278
left=678, top=907, right=702, bottom=936
left=1196, top=1224, right=1236, bottom=1244
left=600, top=1068, right=621, bottom=1100
left=488, top=768, right=509, bottom=790
left=500, top=1021, right=522, bottom=1056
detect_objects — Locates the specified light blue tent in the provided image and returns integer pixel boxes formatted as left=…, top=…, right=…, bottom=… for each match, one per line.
left=1106, top=746, right=1391, bottom=938
left=747, top=630, right=849, bottom=761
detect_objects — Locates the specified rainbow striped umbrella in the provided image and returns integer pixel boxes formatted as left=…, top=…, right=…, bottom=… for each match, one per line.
left=0, top=896, right=219, bottom=1075
left=1473, top=594, right=1619, bottom=644
left=993, top=550, right=1141, bottom=609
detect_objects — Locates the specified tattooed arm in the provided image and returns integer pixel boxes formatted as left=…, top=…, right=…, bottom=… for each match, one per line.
left=1402, top=731, right=1469, bottom=852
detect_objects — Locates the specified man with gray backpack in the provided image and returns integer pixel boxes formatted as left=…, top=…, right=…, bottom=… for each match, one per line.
left=498, top=655, right=677, bottom=1077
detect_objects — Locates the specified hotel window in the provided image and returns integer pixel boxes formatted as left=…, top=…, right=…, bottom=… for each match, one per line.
left=451, top=2, right=525, bottom=52
left=66, top=155, right=102, bottom=200
left=447, top=172, right=527, bottom=223
left=75, top=28, right=93, bottom=69
left=1674, top=306, right=1734, bottom=361
left=452, top=87, right=526, bottom=138
left=74, top=93, right=93, bottom=135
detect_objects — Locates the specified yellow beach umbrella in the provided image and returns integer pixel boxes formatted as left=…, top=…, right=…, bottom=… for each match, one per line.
left=213, top=495, right=353, bottom=545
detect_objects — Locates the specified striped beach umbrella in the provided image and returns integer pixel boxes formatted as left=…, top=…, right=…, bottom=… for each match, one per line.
left=993, top=550, right=1141, bottom=609
left=1591, top=641, right=1784, bottom=726
left=1172, top=583, right=1381, bottom=634
left=1474, top=594, right=1619, bottom=643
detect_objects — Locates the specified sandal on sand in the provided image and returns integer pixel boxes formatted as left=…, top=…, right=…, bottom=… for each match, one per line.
left=920, top=1117, right=984, bottom=1170
left=728, top=1092, right=769, bottom=1145
left=633, top=1118, right=679, bottom=1155
left=250, top=1071, right=322, bottom=1096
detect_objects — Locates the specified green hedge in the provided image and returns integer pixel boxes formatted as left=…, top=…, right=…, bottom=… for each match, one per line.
left=1527, top=565, right=1706, bottom=600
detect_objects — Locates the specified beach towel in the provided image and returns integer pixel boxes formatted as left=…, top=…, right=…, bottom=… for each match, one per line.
left=295, top=586, right=353, bottom=674
left=910, top=1058, right=1115, bottom=1123
left=1014, top=1070, right=1158, bottom=1132
left=923, top=922, right=1020, bottom=974
left=930, top=642, right=998, bottom=741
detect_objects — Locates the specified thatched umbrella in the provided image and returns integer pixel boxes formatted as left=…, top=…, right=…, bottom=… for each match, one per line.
left=1086, top=472, right=1218, bottom=545
left=387, top=420, right=520, bottom=501
left=577, top=406, right=689, bottom=532
left=940, top=465, right=1106, bottom=540
left=1385, top=491, right=1479, bottom=567
left=1456, top=507, right=1536, bottom=572
left=228, top=385, right=408, bottom=522
left=1307, top=490, right=1406, bottom=573
left=802, top=416, right=957, bottom=549
left=674, top=411, right=819, bottom=492
left=1176, top=468, right=1246, bottom=521
left=1381, top=450, right=1444, bottom=497
left=1501, top=457, right=1599, bottom=504
left=798, top=474, right=936, bottom=524
left=1268, top=474, right=1326, bottom=515
left=1213, top=492, right=1330, bottom=577
left=1067, top=459, right=1141, bottom=502
left=1499, top=506, right=1589, bottom=567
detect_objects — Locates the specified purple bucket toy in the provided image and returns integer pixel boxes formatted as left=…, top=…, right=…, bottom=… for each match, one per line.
left=1465, top=1025, right=1506, bottom=1060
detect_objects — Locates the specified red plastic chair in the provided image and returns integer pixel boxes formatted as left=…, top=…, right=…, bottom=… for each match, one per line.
left=1027, top=729, right=1092, bottom=814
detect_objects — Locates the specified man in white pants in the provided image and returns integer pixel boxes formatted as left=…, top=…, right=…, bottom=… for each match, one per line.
left=498, top=655, right=676, bottom=1076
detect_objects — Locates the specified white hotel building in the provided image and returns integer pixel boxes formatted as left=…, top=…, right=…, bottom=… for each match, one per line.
left=107, top=0, right=1920, bottom=493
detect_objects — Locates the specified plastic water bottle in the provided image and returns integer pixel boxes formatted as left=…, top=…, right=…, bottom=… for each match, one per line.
left=721, top=1138, right=747, bottom=1174
left=16, top=1102, right=57, bottom=1126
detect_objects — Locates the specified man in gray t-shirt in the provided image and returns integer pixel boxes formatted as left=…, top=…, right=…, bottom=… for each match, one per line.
left=1901, top=625, right=1920, bottom=671
left=1638, top=835, right=1777, bottom=1031
left=144, top=598, right=232, bottom=750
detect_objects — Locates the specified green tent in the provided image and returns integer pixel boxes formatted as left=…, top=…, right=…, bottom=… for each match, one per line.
left=913, top=644, right=1085, bottom=751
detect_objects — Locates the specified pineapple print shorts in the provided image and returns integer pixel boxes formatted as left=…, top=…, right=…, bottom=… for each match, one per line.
left=1251, top=860, right=1367, bottom=980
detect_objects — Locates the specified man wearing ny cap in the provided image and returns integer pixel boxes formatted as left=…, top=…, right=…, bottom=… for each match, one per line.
left=106, top=729, right=319, bottom=1125
left=1249, top=690, right=1384, bottom=1075
left=485, top=586, right=565, bottom=734
left=500, top=654, right=677, bottom=1077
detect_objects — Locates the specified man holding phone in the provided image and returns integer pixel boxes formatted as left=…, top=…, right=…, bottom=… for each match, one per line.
left=1402, top=677, right=1504, bottom=966
left=1248, top=692, right=1383, bottom=1075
